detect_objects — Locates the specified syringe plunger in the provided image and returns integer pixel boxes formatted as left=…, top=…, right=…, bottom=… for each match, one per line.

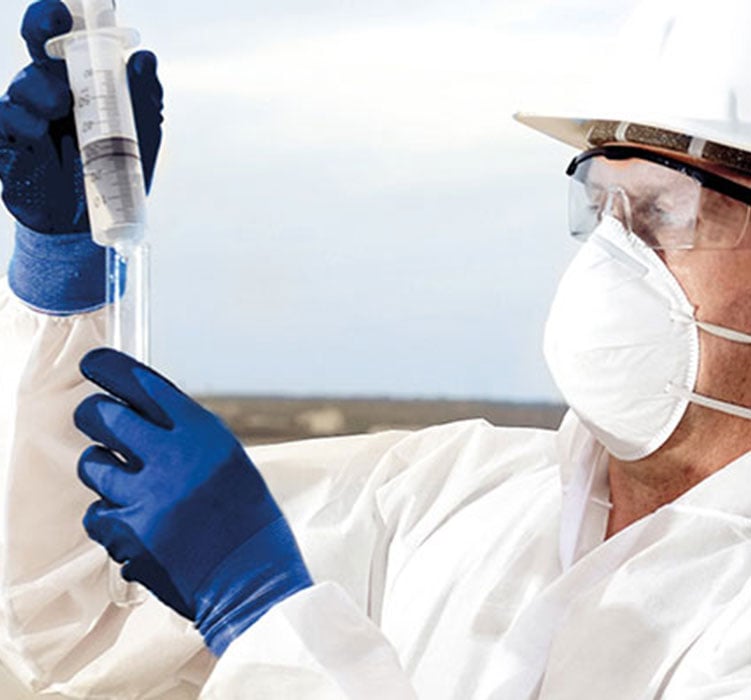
left=63, top=0, right=117, bottom=32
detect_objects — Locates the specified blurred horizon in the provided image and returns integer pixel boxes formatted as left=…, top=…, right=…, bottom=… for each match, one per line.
left=198, top=394, right=568, bottom=445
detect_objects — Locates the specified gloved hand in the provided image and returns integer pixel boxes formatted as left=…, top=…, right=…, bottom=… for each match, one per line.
left=1, top=0, right=163, bottom=234
left=74, top=349, right=313, bottom=656
left=4, top=0, right=163, bottom=314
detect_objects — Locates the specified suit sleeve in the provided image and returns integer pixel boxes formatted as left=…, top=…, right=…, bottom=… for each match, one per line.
left=0, top=277, right=213, bottom=698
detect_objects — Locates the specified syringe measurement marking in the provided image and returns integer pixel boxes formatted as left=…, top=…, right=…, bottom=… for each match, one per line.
left=75, top=70, right=124, bottom=133
left=86, top=154, right=141, bottom=206
left=83, top=137, right=143, bottom=217
left=91, top=181, right=138, bottom=214
left=98, top=71, right=119, bottom=111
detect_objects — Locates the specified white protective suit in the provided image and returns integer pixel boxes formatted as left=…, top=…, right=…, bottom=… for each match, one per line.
left=2, top=276, right=751, bottom=699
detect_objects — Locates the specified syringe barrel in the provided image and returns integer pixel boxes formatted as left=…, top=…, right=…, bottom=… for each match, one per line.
left=46, top=3, right=146, bottom=248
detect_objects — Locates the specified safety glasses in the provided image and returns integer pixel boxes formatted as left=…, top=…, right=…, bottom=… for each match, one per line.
left=566, top=145, right=751, bottom=249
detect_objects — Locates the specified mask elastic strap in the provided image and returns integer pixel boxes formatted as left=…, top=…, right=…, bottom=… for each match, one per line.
left=667, top=382, right=751, bottom=421
left=672, top=309, right=751, bottom=344
left=694, top=319, right=751, bottom=344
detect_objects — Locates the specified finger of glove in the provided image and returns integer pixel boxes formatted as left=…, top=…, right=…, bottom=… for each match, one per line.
left=81, top=348, right=190, bottom=429
left=0, top=96, right=48, bottom=143
left=79, top=445, right=136, bottom=506
left=21, top=0, right=73, bottom=67
left=74, top=393, right=161, bottom=465
left=127, top=51, right=163, bottom=192
left=8, top=63, right=71, bottom=121
left=83, top=500, right=143, bottom=564
left=128, top=51, right=163, bottom=106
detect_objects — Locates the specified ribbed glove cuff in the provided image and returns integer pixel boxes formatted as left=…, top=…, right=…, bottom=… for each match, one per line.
left=194, top=517, right=314, bottom=656
left=8, top=223, right=107, bottom=315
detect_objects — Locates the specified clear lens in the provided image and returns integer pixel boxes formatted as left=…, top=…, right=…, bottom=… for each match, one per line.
left=568, top=175, right=599, bottom=241
left=694, top=188, right=751, bottom=248
left=568, top=155, right=751, bottom=249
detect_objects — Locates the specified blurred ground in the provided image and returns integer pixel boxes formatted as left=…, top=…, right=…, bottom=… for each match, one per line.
left=198, top=396, right=568, bottom=445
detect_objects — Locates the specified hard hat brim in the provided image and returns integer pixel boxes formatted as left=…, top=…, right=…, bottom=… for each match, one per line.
left=514, top=112, right=751, bottom=174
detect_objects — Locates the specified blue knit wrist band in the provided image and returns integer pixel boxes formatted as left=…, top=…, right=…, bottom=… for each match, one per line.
left=8, top=223, right=108, bottom=315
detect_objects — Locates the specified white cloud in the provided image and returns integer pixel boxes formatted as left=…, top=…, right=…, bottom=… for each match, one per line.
left=160, top=20, right=616, bottom=152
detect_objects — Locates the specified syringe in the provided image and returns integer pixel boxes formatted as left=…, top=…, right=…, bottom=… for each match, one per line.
left=46, top=0, right=146, bottom=247
left=47, top=0, right=150, bottom=608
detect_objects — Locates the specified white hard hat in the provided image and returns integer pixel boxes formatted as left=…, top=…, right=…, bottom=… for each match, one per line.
left=515, top=0, right=751, bottom=171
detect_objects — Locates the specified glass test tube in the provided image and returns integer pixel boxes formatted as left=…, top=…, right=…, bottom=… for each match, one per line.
left=106, top=241, right=150, bottom=606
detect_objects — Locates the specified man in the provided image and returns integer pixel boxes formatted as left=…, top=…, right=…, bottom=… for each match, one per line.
left=1, top=0, right=751, bottom=698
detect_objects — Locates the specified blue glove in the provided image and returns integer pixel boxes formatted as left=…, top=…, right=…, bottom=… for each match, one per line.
left=2, top=0, right=163, bottom=233
left=4, top=0, right=163, bottom=314
left=75, top=349, right=313, bottom=656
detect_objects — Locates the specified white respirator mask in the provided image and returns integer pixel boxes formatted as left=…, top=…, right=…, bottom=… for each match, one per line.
left=544, top=216, right=751, bottom=461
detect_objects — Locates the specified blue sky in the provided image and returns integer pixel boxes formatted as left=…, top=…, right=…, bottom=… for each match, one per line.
left=0, top=0, right=639, bottom=400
